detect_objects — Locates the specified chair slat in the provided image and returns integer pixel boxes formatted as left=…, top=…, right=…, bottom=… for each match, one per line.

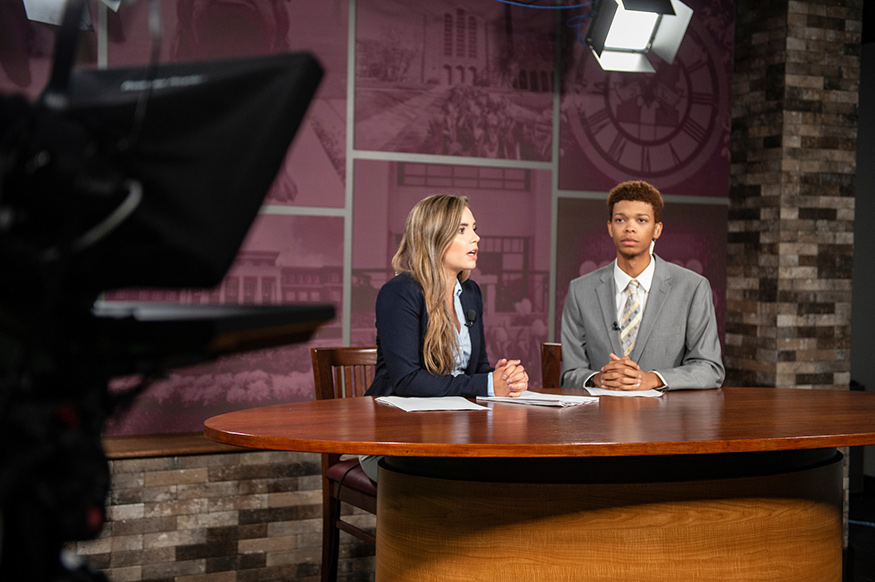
left=332, top=367, right=343, bottom=399
left=345, top=367, right=353, bottom=397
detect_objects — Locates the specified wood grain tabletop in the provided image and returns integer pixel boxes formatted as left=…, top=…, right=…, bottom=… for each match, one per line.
left=203, top=387, right=875, bottom=457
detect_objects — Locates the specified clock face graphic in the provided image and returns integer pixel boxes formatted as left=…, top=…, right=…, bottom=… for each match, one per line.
left=562, top=22, right=729, bottom=191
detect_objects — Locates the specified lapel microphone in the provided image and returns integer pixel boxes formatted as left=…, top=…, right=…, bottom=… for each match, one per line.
left=465, top=309, right=476, bottom=327
left=612, top=321, right=620, bottom=331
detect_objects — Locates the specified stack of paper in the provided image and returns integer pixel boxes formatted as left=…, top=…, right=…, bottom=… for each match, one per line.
left=375, top=396, right=488, bottom=412
left=477, top=391, right=598, bottom=407
left=584, top=387, right=664, bottom=398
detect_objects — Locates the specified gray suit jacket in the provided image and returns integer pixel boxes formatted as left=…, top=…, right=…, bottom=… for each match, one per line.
left=560, top=255, right=724, bottom=390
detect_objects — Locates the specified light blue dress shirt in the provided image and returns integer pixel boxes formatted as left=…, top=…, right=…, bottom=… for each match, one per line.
left=451, top=279, right=494, bottom=396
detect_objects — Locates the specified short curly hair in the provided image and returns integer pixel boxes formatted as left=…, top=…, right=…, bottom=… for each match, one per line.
left=607, top=180, right=664, bottom=223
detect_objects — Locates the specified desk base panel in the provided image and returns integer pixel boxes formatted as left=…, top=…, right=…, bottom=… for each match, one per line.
left=376, top=452, right=842, bottom=582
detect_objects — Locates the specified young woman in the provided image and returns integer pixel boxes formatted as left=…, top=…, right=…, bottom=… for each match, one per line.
left=360, top=194, right=528, bottom=480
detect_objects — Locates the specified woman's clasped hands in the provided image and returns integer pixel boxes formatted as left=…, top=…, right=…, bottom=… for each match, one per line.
left=492, top=358, right=528, bottom=397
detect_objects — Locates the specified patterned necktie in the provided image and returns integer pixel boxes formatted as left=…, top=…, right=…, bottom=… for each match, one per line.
left=620, top=279, right=642, bottom=357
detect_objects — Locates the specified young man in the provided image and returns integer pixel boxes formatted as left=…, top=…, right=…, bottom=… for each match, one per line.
left=560, top=180, right=724, bottom=391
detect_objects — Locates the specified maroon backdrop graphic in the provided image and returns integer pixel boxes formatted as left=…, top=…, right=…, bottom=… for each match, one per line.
left=352, top=159, right=553, bottom=386
left=106, top=0, right=349, bottom=208
left=355, top=0, right=555, bottom=160
left=555, top=196, right=727, bottom=349
left=105, top=214, right=344, bottom=435
left=89, top=0, right=349, bottom=434
left=558, top=0, right=735, bottom=196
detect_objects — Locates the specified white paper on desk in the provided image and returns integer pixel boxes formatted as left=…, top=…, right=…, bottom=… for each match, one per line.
left=477, top=391, right=598, bottom=407
left=585, top=387, right=664, bottom=398
left=375, top=396, right=488, bottom=412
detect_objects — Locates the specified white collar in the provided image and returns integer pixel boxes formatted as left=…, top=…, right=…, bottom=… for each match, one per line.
left=613, top=255, right=656, bottom=294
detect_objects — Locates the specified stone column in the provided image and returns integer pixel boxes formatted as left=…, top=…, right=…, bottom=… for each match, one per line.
left=727, top=0, right=862, bottom=390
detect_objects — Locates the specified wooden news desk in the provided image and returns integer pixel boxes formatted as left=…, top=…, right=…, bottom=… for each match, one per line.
left=204, top=387, right=875, bottom=582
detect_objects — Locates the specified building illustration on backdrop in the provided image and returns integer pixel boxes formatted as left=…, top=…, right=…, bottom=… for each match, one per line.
left=355, top=1, right=555, bottom=159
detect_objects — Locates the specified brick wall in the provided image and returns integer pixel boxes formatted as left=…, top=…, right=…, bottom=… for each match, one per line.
left=69, top=448, right=375, bottom=582
left=726, top=0, right=861, bottom=389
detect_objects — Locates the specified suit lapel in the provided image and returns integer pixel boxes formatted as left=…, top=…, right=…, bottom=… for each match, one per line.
left=632, top=255, right=669, bottom=360
left=459, top=286, right=479, bottom=374
left=596, top=267, right=623, bottom=356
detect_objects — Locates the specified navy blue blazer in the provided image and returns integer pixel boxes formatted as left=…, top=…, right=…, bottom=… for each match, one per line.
left=365, top=272, right=493, bottom=397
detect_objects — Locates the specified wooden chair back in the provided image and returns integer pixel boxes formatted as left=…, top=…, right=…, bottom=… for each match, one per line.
left=540, top=342, right=562, bottom=388
left=309, top=346, right=378, bottom=582
left=311, top=346, right=377, bottom=400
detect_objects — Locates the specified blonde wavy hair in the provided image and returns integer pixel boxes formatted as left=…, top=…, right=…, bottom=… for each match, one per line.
left=392, top=194, right=470, bottom=375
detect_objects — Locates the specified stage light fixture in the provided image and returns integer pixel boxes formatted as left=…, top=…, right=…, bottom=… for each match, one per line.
left=585, top=0, right=693, bottom=73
